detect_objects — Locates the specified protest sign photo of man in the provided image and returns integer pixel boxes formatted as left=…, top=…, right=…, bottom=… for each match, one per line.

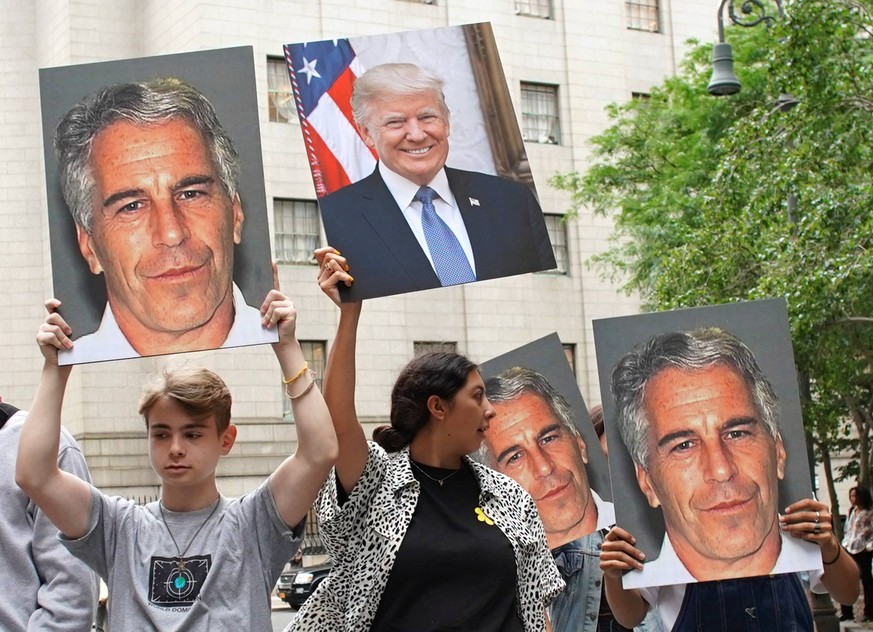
left=478, top=334, right=663, bottom=632
left=593, top=299, right=822, bottom=591
left=482, top=366, right=613, bottom=545
left=39, top=47, right=276, bottom=365
left=285, top=24, right=556, bottom=301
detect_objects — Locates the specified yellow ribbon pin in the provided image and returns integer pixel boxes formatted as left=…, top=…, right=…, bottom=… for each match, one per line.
left=474, top=507, right=494, bottom=526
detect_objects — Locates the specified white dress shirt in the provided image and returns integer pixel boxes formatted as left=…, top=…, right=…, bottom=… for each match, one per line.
left=593, top=489, right=617, bottom=531
left=627, top=525, right=823, bottom=591
left=60, top=283, right=277, bottom=365
left=378, top=162, right=478, bottom=276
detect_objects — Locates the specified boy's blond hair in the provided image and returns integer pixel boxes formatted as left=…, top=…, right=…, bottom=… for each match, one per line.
left=138, top=366, right=232, bottom=433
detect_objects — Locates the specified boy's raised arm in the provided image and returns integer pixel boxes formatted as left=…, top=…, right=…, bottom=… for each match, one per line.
left=264, top=290, right=339, bottom=528
left=16, top=299, right=93, bottom=539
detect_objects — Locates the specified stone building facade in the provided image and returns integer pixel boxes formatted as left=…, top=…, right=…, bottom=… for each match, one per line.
left=1, top=0, right=717, bottom=500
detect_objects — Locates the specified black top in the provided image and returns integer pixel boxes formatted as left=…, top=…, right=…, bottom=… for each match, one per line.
left=370, top=460, right=524, bottom=632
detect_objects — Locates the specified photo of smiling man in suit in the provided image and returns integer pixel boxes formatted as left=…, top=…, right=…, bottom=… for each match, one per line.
left=318, top=63, right=554, bottom=301
left=286, top=27, right=556, bottom=302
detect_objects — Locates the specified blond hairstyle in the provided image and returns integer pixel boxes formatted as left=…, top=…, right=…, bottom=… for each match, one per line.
left=138, top=366, right=232, bottom=433
left=351, top=63, right=450, bottom=130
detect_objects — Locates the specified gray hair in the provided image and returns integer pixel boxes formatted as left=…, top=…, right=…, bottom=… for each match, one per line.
left=610, top=327, right=781, bottom=470
left=479, top=366, right=578, bottom=466
left=351, top=63, right=450, bottom=130
left=54, top=77, right=241, bottom=233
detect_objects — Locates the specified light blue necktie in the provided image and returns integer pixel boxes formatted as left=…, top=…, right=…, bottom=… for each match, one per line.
left=415, top=186, right=476, bottom=286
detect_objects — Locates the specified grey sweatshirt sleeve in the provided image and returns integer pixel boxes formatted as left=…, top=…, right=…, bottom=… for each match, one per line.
left=27, top=432, right=98, bottom=631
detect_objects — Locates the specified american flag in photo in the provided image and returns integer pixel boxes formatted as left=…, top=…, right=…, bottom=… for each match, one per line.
left=284, top=39, right=377, bottom=197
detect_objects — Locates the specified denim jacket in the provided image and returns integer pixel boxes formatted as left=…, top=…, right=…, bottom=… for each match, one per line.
left=550, top=530, right=664, bottom=632
left=671, top=574, right=812, bottom=631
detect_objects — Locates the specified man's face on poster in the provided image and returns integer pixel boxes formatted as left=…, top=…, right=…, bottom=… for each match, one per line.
left=486, top=392, right=594, bottom=546
left=358, top=90, right=450, bottom=187
left=76, top=117, right=243, bottom=343
left=635, top=364, right=787, bottom=571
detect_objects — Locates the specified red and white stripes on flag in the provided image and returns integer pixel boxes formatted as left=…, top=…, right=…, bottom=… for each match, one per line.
left=284, top=39, right=377, bottom=197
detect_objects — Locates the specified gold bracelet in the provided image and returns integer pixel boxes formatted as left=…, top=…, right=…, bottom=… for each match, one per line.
left=282, top=362, right=309, bottom=385
left=823, top=545, right=842, bottom=566
left=286, top=376, right=317, bottom=401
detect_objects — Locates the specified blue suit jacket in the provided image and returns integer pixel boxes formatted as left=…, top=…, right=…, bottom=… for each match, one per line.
left=318, top=166, right=557, bottom=301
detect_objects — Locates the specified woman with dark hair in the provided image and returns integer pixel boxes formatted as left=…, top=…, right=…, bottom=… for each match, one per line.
left=841, top=486, right=873, bottom=621
left=286, top=248, right=563, bottom=632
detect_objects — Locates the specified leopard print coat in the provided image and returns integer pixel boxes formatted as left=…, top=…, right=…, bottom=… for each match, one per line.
left=286, top=442, right=564, bottom=631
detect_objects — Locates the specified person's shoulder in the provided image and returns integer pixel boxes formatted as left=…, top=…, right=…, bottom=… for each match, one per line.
left=199, top=494, right=245, bottom=524
left=1, top=410, right=26, bottom=435
left=57, top=424, right=92, bottom=478
left=383, top=446, right=412, bottom=476
left=349, top=441, right=392, bottom=487
left=445, top=167, right=528, bottom=192
left=58, top=424, right=85, bottom=450
left=320, top=171, right=381, bottom=206
left=76, top=489, right=143, bottom=529
left=368, top=440, right=390, bottom=460
left=468, top=459, right=533, bottom=500
left=320, top=180, right=364, bottom=203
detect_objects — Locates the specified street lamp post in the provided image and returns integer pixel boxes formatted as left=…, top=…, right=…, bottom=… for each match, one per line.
left=707, top=3, right=843, bottom=629
left=707, top=0, right=785, bottom=95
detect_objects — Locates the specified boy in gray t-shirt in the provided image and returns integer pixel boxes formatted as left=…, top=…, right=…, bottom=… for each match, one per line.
left=17, top=290, right=338, bottom=631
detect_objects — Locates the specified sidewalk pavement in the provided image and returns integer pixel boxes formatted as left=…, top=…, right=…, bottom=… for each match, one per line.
left=842, top=622, right=873, bottom=631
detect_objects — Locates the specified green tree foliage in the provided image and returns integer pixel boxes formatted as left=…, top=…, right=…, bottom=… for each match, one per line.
left=553, top=0, right=873, bottom=509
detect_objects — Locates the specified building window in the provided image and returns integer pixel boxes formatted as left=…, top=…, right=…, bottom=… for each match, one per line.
left=521, top=83, right=560, bottom=145
left=267, top=57, right=296, bottom=123
left=543, top=214, right=569, bottom=274
left=274, top=199, right=320, bottom=264
left=562, top=344, right=576, bottom=375
left=626, top=0, right=659, bottom=32
left=283, top=341, right=326, bottom=420
left=632, top=92, right=651, bottom=101
left=514, top=0, right=551, bottom=18
left=414, top=341, right=458, bottom=356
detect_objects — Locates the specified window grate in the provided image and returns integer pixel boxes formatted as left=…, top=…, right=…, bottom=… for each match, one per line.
left=515, top=0, right=551, bottom=18
left=267, top=57, right=296, bottom=123
left=626, top=0, right=660, bottom=32
left=521, top=83, right=560, bottom=145
left=274, top=199, right=320, bottom=265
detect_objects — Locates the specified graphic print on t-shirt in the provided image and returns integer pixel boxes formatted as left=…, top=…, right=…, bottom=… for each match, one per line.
left=149, top=555, right=211, bottom=606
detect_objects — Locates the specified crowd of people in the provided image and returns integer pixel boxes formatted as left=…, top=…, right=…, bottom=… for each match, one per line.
left=11, top=261, right=864, bottom=631
left=5, top=259, right=869, bottom=631
left=3, top=58, right=868, bottom=632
